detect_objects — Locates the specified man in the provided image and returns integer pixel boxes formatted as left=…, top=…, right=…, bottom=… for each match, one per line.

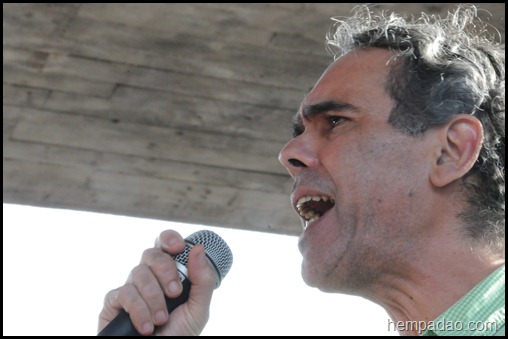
left=99, top=4, right=504, bottom=336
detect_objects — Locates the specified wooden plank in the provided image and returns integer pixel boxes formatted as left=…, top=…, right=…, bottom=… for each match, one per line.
left=60, top=17, right=330, bottom=90
left=3, top=84, right=50, bottom=108
left=41, top=53, right=306, bottom=110
left=3, top=48, right=49, bottom=72
left=40, top=86, right=296, bottom=143
left=9, top=107, right=288, bottom=174
left=4, top=5, right=332, bottom=91
left=3, top=138, right=293, bottom=195
left=4, top=49, right=116, bottom=98
left=3, top=158, right=300, bottom=235
left=3, top=3, right=81, bottom=37
left=76, top=3, right=334, bottom=52
left=77, top=4, right=274, bottom=47
left=3, top=106, right=23, bottom=144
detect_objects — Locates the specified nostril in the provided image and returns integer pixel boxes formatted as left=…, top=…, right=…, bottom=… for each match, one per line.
left=288, top=158, right=307, bottom=168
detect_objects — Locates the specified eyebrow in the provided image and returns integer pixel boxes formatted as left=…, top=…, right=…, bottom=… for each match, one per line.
left=292, top=100, right=357, bottom=137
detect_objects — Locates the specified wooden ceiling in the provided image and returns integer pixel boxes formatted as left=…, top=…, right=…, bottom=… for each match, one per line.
left=3, top=3, right=505, bottom=236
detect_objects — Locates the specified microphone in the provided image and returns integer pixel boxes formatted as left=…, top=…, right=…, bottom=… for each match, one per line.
left=98, top=230, right=233, bottom=336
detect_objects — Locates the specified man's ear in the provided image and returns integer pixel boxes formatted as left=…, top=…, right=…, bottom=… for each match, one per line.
left=430, top=114, right=484, bottom=188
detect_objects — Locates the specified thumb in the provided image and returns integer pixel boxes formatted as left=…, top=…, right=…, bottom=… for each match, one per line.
left=154, top=245, right=216, bottom=336
left=186, top=244, right=217, bottom=312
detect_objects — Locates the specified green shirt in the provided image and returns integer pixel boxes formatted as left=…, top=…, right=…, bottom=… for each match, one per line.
left=422, top=265, right=505, bottom=336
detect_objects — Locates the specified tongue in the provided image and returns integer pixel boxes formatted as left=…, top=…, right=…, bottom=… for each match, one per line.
left=306, top=199, right=334, bottom=215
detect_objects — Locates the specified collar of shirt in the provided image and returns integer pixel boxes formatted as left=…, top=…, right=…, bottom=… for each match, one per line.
left=421, top=265, right=505, bottom=336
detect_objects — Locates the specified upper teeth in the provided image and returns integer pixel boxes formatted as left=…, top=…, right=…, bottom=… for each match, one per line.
left=296, top=195, right=334, bottom=221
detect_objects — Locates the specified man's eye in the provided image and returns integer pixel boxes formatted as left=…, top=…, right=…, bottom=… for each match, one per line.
left=327, top=116, right=346, bottom=127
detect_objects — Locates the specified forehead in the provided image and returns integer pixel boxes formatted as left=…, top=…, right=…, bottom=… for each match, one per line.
left=301, top=48, right=396, bottom=112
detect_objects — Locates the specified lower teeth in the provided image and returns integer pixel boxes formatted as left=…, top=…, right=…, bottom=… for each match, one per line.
left=304, top=216, right=320, bottom=229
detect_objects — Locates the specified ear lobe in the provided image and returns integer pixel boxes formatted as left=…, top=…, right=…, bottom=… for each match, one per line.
left=430, top=115, right=483, bottom=188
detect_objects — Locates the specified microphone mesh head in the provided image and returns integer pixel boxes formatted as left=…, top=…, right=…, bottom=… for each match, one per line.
left=172, top=230, right=233, bottom=288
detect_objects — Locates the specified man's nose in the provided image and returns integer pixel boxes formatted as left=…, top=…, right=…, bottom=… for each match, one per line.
left=278, top=134, right=319, bottom=178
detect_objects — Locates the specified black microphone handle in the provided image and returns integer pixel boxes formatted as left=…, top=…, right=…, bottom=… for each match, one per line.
left=97, top=277, right=192, bottom=336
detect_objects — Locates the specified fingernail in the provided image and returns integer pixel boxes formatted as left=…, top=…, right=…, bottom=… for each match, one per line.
left=199, top=246, right=208, bottom=265
left=155, top=310, right=167, bottom=323
left=196, top=244, right=206, bottom=264
left=142, top=322, right=153, bottom=334
left=168, top=280, right=181, bottom=295
left=167, top=238, right=180, bottom=249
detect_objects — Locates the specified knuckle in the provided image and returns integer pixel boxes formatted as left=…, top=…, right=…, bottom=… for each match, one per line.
left=139, top=283, right=162, bottom=301
left=116, top=284, right=150, bottom=318
left=129, top=264, right=148, bottom=280
left=115, top=283, right=135, bottom=303
left=103, top=288, right=120, bottom=308
left=141, top=248, right=173, bottom=268
left=141, top=247, right=159, bottom=261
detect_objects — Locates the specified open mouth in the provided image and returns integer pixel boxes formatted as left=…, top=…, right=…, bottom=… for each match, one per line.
left=296, top=195, right=335, bottom=227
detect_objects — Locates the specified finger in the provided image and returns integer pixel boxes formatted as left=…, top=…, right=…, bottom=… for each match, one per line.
left=100, top=284, right=155, bottom=335
left=139, top=247, right=183, bottom=298
left=154, top=230, right=185, bottom=254
left=185, top=244, right=217, bottom=317
left=127, top=263, right=169, bottom=327
left=98, top=288, right=122, bottom=332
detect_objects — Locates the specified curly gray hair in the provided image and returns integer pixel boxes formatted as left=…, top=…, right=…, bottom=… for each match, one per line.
left=326, top=4, right=505, bottom=253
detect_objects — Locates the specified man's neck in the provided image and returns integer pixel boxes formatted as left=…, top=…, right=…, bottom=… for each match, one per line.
left=369, top=239, right=504, bottom=336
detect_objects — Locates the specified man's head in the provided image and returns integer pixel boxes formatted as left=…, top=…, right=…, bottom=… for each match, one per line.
left=278, top=5, right=504, bottom=293
left=325, top=5, right=505, bottom=252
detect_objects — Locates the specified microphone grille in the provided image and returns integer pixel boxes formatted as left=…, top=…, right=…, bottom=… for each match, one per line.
left=173, top=230, right=233, bottom=288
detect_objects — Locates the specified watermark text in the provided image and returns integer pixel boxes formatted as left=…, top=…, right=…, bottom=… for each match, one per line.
left=388, top=318, right=498, bottom=334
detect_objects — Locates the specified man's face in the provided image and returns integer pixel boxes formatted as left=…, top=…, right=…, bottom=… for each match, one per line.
left=278, top=48, right=435, bottom=293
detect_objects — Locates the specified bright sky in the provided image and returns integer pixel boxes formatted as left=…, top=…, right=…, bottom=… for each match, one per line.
left=3, top=203, right=398, bottom=336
